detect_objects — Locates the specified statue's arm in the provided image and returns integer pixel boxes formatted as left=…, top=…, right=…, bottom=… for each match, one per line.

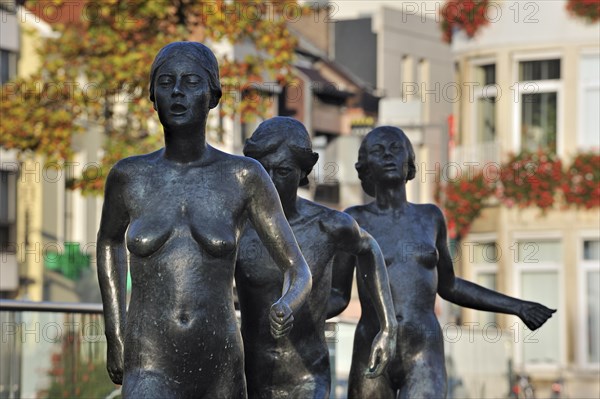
left=326, top=250, right=355, bottom=319
left=434, top=205, right=555, bottom=330
left=97, top=165, right=130, bottom=384
left=333, top=215, right=397, bottom=377
left=244, top=162, right=312, bottom=338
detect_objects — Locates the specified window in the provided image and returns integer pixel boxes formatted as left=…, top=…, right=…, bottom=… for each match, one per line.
left=401, top=55, right=414, bottom=101
left=0, top=170, right=17, bottom=253
left=515, top=239, right=562, bottom=366
left=580, top=238, right=600, bottom=365
left=478, top=64, right=496, bottom=86
left=578, top=53, right=600, bottom=150
left=519, top=60, right=560, bottom=81
left=0, top=0, right=16, bottom=14
left=314, top=183, right=340, bottom=204
left=473, top=242, right=498, bottom=326
left=521, top=92, right=557, bottom=152
left=515, top=59, right=561, bottom=154
left=417, top=59, right=429, bottom=121
left=0, top=50, right=18, bottom=85
left=474, top=64, right=497, bottom=144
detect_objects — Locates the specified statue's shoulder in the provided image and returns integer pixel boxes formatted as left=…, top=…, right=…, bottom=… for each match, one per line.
left=303, top=200, right=350, bottom=226
left=299, top=200, right=358, bottom=240
left=413, top=202, right=443, bottom=217
left=108, top=150, right=162, bottom=181
left=343, top=204, right=370, bottom=220
left=412, top=203, right=445, bottom=228
left=210, top=147, right=264, bottom=177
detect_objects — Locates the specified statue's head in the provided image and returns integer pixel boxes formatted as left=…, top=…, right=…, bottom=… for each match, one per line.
left=149, top=42, right=222, bottom=110
left=244, top=117, right=319, bottom=189
left=356, top=126, right=416, bottom=197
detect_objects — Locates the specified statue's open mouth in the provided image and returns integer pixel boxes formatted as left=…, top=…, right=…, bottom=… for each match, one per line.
left=170, top=104, right=188, bottom=114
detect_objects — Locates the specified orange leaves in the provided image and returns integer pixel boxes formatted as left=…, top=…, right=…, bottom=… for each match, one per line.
left=3, top=1, right=300, bottom=195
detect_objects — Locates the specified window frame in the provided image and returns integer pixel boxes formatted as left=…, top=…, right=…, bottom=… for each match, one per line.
left=577, top=231, right=600, bottom=370
left=0, top=168, right=17, bottom=254
left=511, top=231, right=565, bottom=371
left=577, top=49, right=600, bottom=152
left=470, top=57, right=499, bottom=147
left=0, top=49, right=18, bottom=86
left=466, top=233, right=500, bottom=327
left=511, top=52, right=564, bottom=156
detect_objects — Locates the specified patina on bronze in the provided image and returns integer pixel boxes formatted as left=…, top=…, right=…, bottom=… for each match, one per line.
left=237, top=117, right=397, bottom=398
left=328, top=126, right=556, bottom=399
left=97, top=42, right=312, bottom=398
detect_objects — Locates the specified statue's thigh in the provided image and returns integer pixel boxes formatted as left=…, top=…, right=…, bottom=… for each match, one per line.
left=289, top=373, right=330, bottom=399
left=347, top=349, right=395, bottom=399
left=122, top=369, right=177, bottom=399
left=348, top=372, right=395, bottom=399
left=204, top=358, right=247, bottom=399
left=399, top=352, right=447, bottom=399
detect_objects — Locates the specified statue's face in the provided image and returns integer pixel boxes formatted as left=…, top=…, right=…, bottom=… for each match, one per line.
left=365, top=130, right=410, bottom=184
left=254, top=146, right=303, bottom=200
left=153, top=56, right=212, bottom=127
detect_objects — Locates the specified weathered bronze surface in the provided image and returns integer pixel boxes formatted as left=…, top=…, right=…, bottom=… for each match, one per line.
left=237, top=117, right=397, bottom=398
left=97, top=43, right=312, bottom=398
left=328, top=126, right=555, bottom=399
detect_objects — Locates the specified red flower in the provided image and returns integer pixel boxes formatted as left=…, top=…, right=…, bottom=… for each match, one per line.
left=439, top=0, right=491, bottom=43
left=563, top=153, right=600, bottom=209
left=566, top=0, right=600, bottom=23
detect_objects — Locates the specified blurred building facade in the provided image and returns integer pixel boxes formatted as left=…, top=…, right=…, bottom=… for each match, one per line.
left=0, top=0, right=20, bottom=298
left=1, top=1, right=104, bottom=303
left=450, top=1, right=599, bottom=397
left=333, top=6, right=453, bottom=207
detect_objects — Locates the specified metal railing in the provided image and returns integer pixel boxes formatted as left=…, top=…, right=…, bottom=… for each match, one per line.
left=453, top=140, right=502, bottom=168
left=0, top=300, right=350, bottom=399
left=0, top=300, right=118, bottom=399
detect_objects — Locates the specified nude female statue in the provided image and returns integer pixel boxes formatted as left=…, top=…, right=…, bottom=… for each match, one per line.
left=327, top=126, right=556, bottom=398
left=97, top=42, right=312, bottom=398
left=236, top=117, right=397, bottom=398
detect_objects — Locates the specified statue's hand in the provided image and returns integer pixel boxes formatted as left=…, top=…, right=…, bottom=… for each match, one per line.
left=269, top=301, right=294, bottom=339
left=365, top=328, right=396, bottom=379
left=518, top=301, right=556, bottom=330
left=106, top=342, right=124, bottom=385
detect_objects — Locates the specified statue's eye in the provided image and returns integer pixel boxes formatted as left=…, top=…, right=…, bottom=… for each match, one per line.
left=369, top=146, right=384, bottom=156
left=158, top=77, right=173, bottom=87
left=186, top=78, right=201, bottom=87
left=276, top=168, right=292, bottom=177
left=390, top=142, right=403, bottom=153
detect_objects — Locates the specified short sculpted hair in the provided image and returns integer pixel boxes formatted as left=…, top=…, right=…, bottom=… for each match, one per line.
left=244, top=117, right=319, bottom=187
left=149, top=41, right=222, bottom=109
left=355, top=126, right=416, bottom=197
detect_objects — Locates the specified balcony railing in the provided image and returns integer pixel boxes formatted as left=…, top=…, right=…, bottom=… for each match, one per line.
left=0, top=301, right=348, bottom=399
left=452, top=140, right=502, bottom=169
left=0, top=300, right=118, bottom=399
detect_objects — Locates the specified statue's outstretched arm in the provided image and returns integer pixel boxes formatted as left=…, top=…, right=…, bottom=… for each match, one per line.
left=433, top=205, right=555, bottom=330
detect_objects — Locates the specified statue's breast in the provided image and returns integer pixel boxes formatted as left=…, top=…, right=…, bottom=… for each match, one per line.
left=126, top=217, right=173, bottom=258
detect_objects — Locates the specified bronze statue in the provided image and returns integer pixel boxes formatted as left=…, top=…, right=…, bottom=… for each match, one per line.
left=236, top=117, right=397, bottom=398
left=97, top=42, right=312, bottom=398
left=327, top=126, right=556, bottom=398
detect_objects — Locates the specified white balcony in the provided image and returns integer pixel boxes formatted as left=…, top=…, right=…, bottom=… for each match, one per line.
left=452, top=141, right=502, bottom=169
